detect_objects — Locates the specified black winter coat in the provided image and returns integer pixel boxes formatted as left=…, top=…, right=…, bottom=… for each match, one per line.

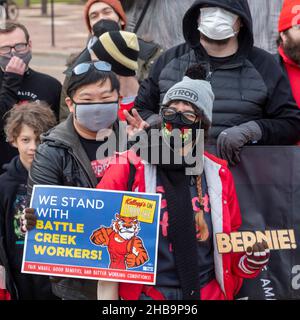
left=0, top=156, right=55, bottom=299
left=134, top=0, right=300, bottom=145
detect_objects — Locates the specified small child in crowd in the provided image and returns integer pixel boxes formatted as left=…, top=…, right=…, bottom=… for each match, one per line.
left=0, top=101, right=57, bottom=300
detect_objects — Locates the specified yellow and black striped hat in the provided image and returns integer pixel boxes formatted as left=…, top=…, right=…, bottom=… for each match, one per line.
left=91, top=31, right=139, bottom=77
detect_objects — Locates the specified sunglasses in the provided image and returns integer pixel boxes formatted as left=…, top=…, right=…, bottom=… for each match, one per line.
left=72, top=61, right=112, bottom=75
left=161, top=107, right=199, bottom=125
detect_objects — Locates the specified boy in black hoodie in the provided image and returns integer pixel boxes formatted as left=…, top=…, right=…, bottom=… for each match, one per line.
left=0, top=101, right=56, bottom=299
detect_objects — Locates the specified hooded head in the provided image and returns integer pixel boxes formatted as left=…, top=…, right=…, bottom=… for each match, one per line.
left=84, top=0, right=127, bottom=33
left=182, top=0, right=254, bottom=58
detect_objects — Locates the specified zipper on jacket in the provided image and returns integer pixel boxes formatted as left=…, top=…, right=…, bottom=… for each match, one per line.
left=205, top=61, right=244, bottom=84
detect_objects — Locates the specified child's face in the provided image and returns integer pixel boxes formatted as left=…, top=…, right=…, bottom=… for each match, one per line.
left=12, top=124, right=39, bottom=170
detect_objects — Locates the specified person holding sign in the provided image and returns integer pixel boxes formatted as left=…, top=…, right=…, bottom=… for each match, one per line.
left=96, top=64, right=270, bottom=300
left=21, top=32, right=143, bottom=300
left=0, top=101, right=56, bottom=300
left=23, top=62, right=124, bottom=300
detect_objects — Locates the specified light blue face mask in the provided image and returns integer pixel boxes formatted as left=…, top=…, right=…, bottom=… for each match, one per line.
left=74, top=101, right=119, bottom=132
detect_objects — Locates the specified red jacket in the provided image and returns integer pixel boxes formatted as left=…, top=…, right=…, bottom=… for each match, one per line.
left=0, top=289, right=10, bottom=300
left=97, top=151, right=261, bottom=300
left=278, top=46, right=300, bottom=108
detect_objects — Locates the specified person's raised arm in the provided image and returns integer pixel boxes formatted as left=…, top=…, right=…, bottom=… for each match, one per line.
left=0, top=57, right=26, bottom=123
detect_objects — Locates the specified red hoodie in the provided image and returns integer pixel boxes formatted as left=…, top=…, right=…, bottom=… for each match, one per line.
left=278, top=46, right=300, bottom=108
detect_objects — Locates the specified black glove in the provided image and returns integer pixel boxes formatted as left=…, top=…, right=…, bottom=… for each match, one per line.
left=217, top=121, right=262, bottom=166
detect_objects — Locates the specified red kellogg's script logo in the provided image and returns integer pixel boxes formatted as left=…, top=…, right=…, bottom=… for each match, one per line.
left=125, top=198, right=146, bottom=208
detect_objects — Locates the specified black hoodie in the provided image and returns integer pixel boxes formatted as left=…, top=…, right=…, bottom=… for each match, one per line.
left=0, top=156, right=55, bottom=299
left=183, top=0, right=253, bottom=61
left=134, top=0, right=300, bottom=145
left=0, top=68, right=62, bottom=176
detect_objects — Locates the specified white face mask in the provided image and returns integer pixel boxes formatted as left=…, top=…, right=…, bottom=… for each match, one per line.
left=198, top=7, right=239, bottom=41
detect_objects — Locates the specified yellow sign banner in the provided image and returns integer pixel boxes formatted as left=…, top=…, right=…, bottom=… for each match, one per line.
left=120, top=195, right=156, bottom=223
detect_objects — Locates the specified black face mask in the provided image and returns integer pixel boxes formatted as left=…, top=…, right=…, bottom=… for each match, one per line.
left=92, top=19, right=121, bottom=37
left=162, top=115, right=201, bottom=150
left=129, top=122, right=203, bottom=172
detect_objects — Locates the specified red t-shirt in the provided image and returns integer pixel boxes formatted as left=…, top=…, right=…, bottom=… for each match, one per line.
left=118, top=97, right=136, bottom=121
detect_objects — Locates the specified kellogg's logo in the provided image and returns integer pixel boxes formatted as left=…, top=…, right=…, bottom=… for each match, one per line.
left=125, top=198, right=146, bottom=208
left=120, top=196, right=156, bottom=223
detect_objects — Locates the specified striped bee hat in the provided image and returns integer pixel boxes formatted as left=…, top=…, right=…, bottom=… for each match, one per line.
left=91, top=30, right=140, bottom=77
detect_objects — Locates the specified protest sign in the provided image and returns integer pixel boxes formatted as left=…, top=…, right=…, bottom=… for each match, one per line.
left=216, top=229, right=297, bottom=253
left=22, top=185, right=161, bottom=285
left=207, top=145, right=300, bottom=300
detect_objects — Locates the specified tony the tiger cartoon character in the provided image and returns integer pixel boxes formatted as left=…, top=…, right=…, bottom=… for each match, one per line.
left=90, top=214, right=149, bottom=270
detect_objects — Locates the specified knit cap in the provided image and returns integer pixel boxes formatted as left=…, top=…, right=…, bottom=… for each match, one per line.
left=91, top=30, right=139, bottom=76
left=84, top=0, right=127, bottom=32
left=278, top=0, right=300, bottom=32
left=162, top=76, right=214, bottom=124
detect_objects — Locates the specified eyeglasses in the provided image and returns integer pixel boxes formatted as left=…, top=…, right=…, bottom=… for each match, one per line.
left=0, top=43, right=28, bottom=55
left=72, top=61, right=112, bottom=75
left=161, top=107, right=199, bottom=125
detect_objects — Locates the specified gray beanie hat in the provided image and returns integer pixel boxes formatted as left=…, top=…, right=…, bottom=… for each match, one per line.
left=162, top=76, right=214, bottom=123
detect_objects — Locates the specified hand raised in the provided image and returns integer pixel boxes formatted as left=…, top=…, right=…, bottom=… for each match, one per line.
left=124, top=109, right=150, bottom=139
left=5, top=56, right=26, bottom=75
